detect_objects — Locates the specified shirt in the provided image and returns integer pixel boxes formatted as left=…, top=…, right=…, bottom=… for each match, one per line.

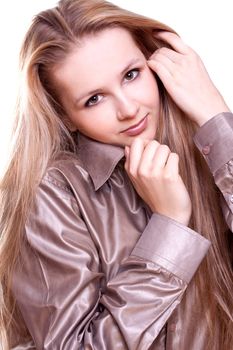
left=12, top=112, right=233, bottom=350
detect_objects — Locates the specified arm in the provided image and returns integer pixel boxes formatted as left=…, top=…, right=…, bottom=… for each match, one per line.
left=147, top=32, right=233, bottom=230
left=12, top=169, right=210, bottom=350
left=194, top=111, right=233, bottom=230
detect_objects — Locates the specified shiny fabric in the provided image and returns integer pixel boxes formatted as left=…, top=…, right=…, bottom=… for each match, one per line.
left=12, top=112, right=233, bottom=349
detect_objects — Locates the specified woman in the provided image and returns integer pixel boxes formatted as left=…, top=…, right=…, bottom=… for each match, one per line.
left=0, top=0, right=233, bottom=349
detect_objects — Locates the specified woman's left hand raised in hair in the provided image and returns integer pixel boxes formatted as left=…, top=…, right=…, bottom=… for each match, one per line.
left=147, top=31, right=231, bottom=126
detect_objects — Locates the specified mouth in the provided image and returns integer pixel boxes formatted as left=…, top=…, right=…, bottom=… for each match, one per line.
left=121, top=114, right=148, bottom=137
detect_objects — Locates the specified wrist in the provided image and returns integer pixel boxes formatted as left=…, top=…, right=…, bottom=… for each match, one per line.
left=151, top=209, right=191, bottom=227
left=196, top=103, right=231, bottom=127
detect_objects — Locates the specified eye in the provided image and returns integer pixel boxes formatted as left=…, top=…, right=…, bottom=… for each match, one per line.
left=124, top=68, right=140, bottom=81
left=85, top=94, right=103, bottom=107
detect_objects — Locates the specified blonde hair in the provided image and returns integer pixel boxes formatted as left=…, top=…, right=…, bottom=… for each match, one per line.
left=0, top=0, right=232, bottom=348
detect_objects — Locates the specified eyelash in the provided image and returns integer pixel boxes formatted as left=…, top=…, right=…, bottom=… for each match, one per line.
left=85, top=68, right=140, bottom=107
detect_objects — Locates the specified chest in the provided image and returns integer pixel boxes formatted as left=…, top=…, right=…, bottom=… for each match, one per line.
left=74, top=166, right=150, bottom=279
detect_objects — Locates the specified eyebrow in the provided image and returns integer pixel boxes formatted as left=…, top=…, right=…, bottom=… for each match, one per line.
left=74, top=57, right=142, bottom=105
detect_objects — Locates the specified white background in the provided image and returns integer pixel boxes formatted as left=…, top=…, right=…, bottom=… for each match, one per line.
left=0, top=0, right=232, bottom=175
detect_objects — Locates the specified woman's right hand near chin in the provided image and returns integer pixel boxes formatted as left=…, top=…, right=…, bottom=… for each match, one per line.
left=124, top=137, right=192, bottom=226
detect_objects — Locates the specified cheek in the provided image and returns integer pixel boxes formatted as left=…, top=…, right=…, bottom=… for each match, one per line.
left=70, top=106, right=114, bottom=132
left=141, top=70, right=160, bottom=105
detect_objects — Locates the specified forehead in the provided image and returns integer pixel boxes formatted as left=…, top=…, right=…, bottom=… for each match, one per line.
left=75, top=27, right=141, bottom=64
left=53, top=27, right=144, bottom=89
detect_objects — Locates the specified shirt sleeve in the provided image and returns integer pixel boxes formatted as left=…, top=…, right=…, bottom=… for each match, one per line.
left=194, top=111, right=233, bottom=231
left=12, top=169, right=209, bottom=350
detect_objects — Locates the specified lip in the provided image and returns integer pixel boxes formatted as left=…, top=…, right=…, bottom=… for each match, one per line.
left=121, top=114, right=148, bottom=137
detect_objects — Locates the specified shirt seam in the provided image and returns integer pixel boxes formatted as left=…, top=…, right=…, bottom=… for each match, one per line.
left=27, top=241, right=58, bottom=349
left=131, top=248, right=190, bottom=283
left=43, top=175, right=72, bottom=193
left=41, top=177, right=78, bottom=203
left=132, top=247, right=187, bottom=272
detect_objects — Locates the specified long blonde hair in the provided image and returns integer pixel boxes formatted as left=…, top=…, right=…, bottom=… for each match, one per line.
left=0, top=0, right=232, bottom=348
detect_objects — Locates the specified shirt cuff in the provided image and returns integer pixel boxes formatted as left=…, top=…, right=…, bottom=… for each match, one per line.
left=194, top=112, right=233, bottom=173
left=131, top=213, right=211, bottom=283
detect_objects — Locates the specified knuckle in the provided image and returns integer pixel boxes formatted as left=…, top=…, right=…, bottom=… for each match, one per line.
left=163, top=171, right=174, bottom=181
left=159, top=144, right=170, bottom=153
left=138, top=165, right=156, bottom=180
left=149, top=52, right=157, bottom=60
left=150, top=168, right=160, bottom=179
left=172, top=69, right=181, bottom=81
left=128, top=166, right=137, bottom=178
left=138, top=168, right=148, bottom=179
left=188, top=48, right=200, bottom=63
left=185, top=44, right=193, bottom=54
left=150, top=140, right=160, bottom=146
left=170, top=152, right=179, bottom=161
left=179, top=56, right=187, bottom=66
left=159, top=47, right=167, bottom=55
left=147, top=140, right=159, bottom=150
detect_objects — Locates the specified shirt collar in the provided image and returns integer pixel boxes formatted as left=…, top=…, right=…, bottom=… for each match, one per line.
left=76, top=132, right=125, bottom=191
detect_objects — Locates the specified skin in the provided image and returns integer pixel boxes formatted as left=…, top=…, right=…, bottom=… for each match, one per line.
left=53, top=27, right=230, bottom=227
left=54, top=28, right=160, bottom=146
left=148, top=31, right=230, bottom=126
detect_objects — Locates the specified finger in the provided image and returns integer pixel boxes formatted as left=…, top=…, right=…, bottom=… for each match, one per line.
left=150, top=47, right=183, bottom=64
left=152, top=144, right=171, bottom=170
left=127, top=138, right=145, bottom=176
left=164, top=152, right=179, bottom=176
left=148, top=52, right=175, bottom=76
left=138, top=140, right=160, bottom=172
left=147, top=59, right=172, bottom=89
left=154, top=31, right=189, bottom=55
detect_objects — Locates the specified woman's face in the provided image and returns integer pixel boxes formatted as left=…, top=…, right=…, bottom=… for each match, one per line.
left=54, top=27, right=160, bottom=146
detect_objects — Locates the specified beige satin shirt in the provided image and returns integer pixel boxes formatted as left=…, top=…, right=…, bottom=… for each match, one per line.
left=12, top=112, right=233, bottom=349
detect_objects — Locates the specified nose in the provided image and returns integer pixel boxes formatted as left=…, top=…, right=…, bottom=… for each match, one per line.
left=116, top=93, right=139, bottom=121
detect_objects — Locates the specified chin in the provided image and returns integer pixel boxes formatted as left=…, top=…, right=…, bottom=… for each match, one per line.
left=142, top=129, right=157, bottom=142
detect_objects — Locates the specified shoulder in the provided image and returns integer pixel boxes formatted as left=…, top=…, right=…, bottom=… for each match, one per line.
left=39, top=151, right=92, bottom=200
left=39, top=152, right=81, bottom=197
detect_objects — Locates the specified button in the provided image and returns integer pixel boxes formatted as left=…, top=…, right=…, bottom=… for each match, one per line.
left=202, top=145, right=210, bottom=155
left=230, top=195, right=233, bottom=204
left=170, top=323, right=176, bottom=332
